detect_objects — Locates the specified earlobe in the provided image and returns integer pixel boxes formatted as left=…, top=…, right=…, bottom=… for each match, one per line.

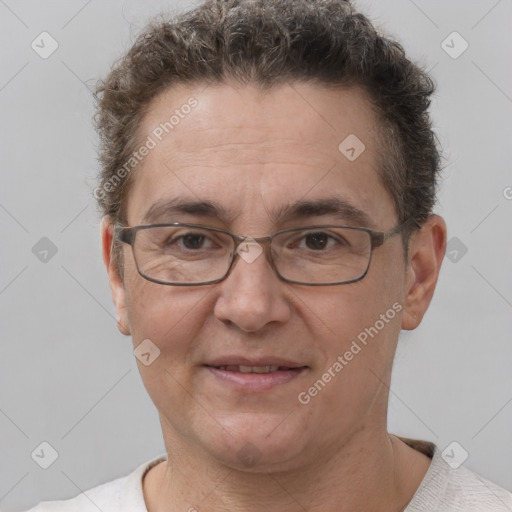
left=101, top=217, right=131, bottom=336
left=401, top=215, right=447, bottom=331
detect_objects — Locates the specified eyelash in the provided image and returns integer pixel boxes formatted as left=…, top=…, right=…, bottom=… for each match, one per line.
left=168, top=230, right=345, bottom=251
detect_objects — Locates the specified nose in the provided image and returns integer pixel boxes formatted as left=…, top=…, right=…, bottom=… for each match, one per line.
left=213, top=242, right=291, bottom=333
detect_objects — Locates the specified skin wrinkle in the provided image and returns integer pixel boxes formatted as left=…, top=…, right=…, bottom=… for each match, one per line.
left=101, top=82, right=446, bottom=512
left=112, top=83, right=391, bottom=268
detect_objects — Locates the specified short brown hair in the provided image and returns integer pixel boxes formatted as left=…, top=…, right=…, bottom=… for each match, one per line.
left=94, top=0, right=440, bottom=238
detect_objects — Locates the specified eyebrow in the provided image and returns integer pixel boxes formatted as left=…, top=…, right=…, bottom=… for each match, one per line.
left=140, top=196, right=374, bottom=228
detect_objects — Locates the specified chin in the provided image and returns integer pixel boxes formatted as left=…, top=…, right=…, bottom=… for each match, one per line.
left=193, top=411, right=309, bottom=471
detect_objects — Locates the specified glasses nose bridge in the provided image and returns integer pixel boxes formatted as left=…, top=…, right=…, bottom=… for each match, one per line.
left=231, top=232, right=275, bottom=251
left=229, top=233, right=278, bottom=275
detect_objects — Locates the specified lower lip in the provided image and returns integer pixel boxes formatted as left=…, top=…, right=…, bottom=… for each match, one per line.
left=204, top=366, right=308, bottom=392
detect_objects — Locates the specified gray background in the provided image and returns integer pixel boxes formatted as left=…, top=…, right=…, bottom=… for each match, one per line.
left=1, top=0, right=511, bottom=510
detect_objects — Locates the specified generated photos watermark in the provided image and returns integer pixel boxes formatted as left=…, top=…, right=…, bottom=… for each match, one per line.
left=93, top=96, right=198, bottom=201
left=298, top=302, right=403, bottom=405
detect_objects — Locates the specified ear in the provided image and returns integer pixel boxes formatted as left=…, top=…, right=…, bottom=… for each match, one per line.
left=402, top=215, right=447, bottom=330
left=101, top=217, right=131, bottom=335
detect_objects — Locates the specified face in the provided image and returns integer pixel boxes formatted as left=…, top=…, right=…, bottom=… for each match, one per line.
left=103, top=81, right=439, bottom=472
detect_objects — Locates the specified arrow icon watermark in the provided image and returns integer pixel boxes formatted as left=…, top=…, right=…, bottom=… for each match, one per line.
left=445, top=237, right=468, bottom=263
left=236, top=237, right=263, bottom=264
left=32, top=237, right=58, bottom=263
left=134, top=338, right=161, bottom=366
left=338, top=134, right=366, bottom=162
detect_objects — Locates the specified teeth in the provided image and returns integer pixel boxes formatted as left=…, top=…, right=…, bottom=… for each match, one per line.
left=217, top=365, right=281, bottom=373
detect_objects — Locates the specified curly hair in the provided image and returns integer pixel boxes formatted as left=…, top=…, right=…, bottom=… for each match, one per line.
left=93, top=0, right=440, bottom=255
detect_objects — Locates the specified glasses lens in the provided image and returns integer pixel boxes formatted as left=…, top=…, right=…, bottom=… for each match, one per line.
left=130, top=225, right=372, bottom=285
left=272, top=227, right=372, bottom=284
left=132, top=225, right=234, bottom=284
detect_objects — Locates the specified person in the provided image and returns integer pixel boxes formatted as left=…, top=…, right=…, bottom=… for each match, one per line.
left=26, top=0, right=512, bottom=510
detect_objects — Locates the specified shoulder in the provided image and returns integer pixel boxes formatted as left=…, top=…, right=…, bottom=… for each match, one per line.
left=24, top=455, right=166, bottom=512
left=24, top=476, right=125, bottom=512
left=440, top=465, right=512, bottom=511
left=404, top=441, right=512, bottom=512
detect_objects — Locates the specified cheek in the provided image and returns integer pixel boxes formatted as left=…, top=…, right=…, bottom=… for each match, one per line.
left=304, top=273, right=400, bottom=344
left=125, top=280, right=214, bottom=423
left=304, top=266, right=404, bottom=378
left=300, top=287, right=402, bottom=428
left=124, top=269, right=212, bottom=363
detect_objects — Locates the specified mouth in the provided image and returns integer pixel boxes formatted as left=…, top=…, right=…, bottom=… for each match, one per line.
left=209, top=364, right=304, bottom=373
left=203, top=360, right=309, bottom=391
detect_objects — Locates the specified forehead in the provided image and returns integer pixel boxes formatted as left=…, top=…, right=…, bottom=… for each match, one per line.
left=125, top=81, right=395, bottom=229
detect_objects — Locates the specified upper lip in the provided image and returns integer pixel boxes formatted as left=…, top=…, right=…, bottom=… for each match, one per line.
left=204, top=356, right=307, bottom=368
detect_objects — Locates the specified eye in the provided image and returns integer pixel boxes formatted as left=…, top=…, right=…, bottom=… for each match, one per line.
left=169, top=232, right=218, bottom=250
left=178, top=233, right=208, bottom=250
left=302, top=232, right=332, bottom=251
left=289, top=230, right=348, bottom=251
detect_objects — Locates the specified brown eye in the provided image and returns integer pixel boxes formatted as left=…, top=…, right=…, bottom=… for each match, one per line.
left=180, top=234, right=206, bottom=250
left=304, top=232, right=330, bottom=250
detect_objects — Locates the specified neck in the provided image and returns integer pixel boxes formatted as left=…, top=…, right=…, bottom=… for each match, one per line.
left=143, top=425, right=429, bottom=512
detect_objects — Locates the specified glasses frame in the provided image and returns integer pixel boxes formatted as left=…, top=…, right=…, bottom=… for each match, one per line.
left=115, top=217, right=421, bottom=287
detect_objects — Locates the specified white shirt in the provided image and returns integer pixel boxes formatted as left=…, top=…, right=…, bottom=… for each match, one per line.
left=25, top=438, right=512, bottom=511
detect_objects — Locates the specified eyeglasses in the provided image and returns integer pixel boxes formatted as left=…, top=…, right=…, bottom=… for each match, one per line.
left=115, top=218, right=419, bottom=286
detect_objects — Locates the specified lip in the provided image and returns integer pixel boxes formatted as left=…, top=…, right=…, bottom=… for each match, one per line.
left=205, top=356, right=305, bottom=368
left=203, top=356, right=309, bottom=392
